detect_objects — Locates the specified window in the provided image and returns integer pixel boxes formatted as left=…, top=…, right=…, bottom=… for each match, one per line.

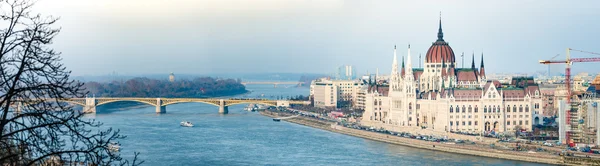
left=513, top=121, right=516, bottom=125
left=525, top=105, right=529, bottom=112
left=519, top=121, right=523, bottom=125
left=450, top=115, right=453, bottom=119
left=450, top=121, right=453, bottom=126
left=462, top=106, right=466, bottom=113
left=525, top=120, right=529, bottom=125
left=474, top=106, right=478, bottom=113
left=519, top=105, right=523, bottom=112
left=513, top=105, right=517, bottom=113
left=462, top=121, right=466, bottom=126
left=493, top=106, right=496, bottom=113
left=450, top=106, right=453, bottom=113
left=507, top=121, right=511, bottom=125
left=507, top=106, right=511, bottom=112
left=456, top=121, right=459, bottom=126
left=475, top=121, right=478, bottom=125
left=468, top=105, right=472, bottom=113
left=484, top=106, right=487, bottom=113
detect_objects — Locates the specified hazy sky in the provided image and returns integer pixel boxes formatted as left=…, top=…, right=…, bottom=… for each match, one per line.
left=34, top=0, right=600, bottom=76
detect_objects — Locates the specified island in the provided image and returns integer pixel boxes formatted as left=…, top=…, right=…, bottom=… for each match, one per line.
left=83, top=77, right=247, bottom=98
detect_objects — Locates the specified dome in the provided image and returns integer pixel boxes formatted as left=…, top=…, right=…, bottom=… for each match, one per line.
left=426, top=41, right=455, bottom=63
left=425, top=19, right=455, bottom=64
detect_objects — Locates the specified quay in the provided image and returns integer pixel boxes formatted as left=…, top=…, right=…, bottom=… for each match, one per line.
left=260, top=109, right=600, bottom=166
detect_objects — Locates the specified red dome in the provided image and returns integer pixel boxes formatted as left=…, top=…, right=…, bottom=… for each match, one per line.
left=425, top=41, right=455, bottom=63
left=426, top=18, right=455, bottom=64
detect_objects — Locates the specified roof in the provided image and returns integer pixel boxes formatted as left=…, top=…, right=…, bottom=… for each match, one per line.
left=368, top=85, right=390, bottom=96
left=413, top=70, right=423, bottom=80
left=451, top=89, right=483, bottom=99
left=426, top=42, right=455, bottom=63
left=456, top=69, right=479, bottom=82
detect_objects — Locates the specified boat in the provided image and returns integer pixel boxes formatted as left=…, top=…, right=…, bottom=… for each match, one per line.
left=108, top=142, right=121, bottom=152
left=273, top=118, right=281, bottom=122
left=180, top=121, right=194, bottom=127
left=244, top=104, right=257, bottom=112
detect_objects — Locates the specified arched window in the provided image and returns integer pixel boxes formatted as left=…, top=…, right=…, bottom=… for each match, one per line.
left=513, top=105, right=517, bottom=112
left=409, top=103, right=412, bottom=110
left=468, top=105, right=472, bottom=113
left=462, top=105, right=466, bottom=113
left=474, top=106, right=478, bottom=113
left=450, top=106, right=453, bottom=113
left=484, top=106, right=487, bottom=113
left=525, top=105, right=529, bottom=112
left=507, top=105, right=511, bottom=112
left=492, top=106, right=496, bottom=113
left=519, top=105, right=523, bottom=112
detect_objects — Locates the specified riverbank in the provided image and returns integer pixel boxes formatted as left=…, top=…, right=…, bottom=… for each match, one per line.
left=260, top=110, right=592, bottom=166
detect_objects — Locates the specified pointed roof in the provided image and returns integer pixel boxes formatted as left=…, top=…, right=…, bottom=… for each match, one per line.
left=437, top=12, right=444, bottom=42
left=480, top=52, right=485, bottom=68
left=471, top=52, right=476, bottom=69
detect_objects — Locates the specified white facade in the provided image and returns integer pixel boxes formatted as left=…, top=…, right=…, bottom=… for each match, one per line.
left=311, top=78, right=364, bottom=108
left=362, top=45, right=543, bottom=135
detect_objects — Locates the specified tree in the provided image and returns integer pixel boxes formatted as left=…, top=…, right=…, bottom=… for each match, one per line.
left=514, top=125, right=523, bottom=138
left=0, top=1, right=140, bottom=165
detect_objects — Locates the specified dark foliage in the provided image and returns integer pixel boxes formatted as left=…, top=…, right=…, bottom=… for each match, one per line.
left=0, top=1, right=140, bottom=165
left=83, top=77, right=247, bottom=98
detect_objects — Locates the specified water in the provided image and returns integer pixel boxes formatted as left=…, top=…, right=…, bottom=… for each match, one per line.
left=93, top=84, right=549, bottom=166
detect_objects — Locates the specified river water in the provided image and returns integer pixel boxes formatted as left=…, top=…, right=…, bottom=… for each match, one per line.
left=91, top=84, right=549, bottom=166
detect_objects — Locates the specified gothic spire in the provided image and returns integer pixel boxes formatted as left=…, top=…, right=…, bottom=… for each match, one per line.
left=480, top=52, right=485, bottom=68
left=437, top=12, right=444, bottom=42
left=471, top=52, right=476, bottom=69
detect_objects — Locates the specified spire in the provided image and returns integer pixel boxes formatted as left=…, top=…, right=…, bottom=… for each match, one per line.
left=405, top=44, right=413, bottom=80
left=392, top=45, right=398, bottom=74
left=480, top=52, right=485, bottom=68
left=471, top=52, right=476, bottom=69
left=480, top=52, right=486, bottom=78
left=401, top=56, right=406, bottom=76
left=437, top=12, right=444, bottom=42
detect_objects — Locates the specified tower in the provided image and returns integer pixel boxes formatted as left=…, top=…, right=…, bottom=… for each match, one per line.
left=169, top=72, right=175, bottom=82
left=390, top=45, right=400, bottom=91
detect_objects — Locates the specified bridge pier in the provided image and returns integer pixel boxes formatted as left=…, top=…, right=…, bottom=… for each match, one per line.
left=83, top=97, right=96, bottom=113
left=156, top=98, right=166, bottom=114
left=218, top=99, right=228, bottom=114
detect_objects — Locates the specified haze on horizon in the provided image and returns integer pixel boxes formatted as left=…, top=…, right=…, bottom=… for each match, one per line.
left=35, top=0, right=600, bottom=76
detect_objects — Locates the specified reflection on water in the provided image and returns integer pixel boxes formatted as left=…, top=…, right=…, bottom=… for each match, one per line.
left=91, top=85, right=548, bottom=166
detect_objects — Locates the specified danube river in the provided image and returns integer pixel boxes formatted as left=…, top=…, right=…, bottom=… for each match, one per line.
left=92, top=84, right=548, bottom=166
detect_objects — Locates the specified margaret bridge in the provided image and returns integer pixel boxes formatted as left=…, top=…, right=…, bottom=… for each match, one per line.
left=14, top=97, right=311, bottom=114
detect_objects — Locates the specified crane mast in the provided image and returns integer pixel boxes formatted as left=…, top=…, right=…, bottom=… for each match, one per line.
left=539, top=48, right=600, bottom=146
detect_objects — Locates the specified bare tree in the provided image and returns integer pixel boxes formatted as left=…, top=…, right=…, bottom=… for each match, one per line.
left=0, top=0, right=141, bottom=165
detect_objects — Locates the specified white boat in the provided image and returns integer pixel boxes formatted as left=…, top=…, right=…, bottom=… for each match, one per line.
left=180, top=121, right=194, bottom=127
left=108, top=142, right=121, bottom=152
left=244, top=104, right=257, bottom=112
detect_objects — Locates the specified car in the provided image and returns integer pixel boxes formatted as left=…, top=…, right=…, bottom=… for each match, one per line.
left=543, top=142, right=553, bottom=147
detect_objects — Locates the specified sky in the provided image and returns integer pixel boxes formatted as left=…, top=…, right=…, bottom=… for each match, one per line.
left=33, top=0, right=600, bottom=76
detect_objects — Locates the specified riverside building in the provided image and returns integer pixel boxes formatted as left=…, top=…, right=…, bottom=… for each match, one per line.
left=362, top=18, right=543, bottom=135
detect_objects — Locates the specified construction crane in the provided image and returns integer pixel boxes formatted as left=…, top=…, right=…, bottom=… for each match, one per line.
left=539, top=48, right=600, bottom=146
left=546, top=54, right=560, bottom=76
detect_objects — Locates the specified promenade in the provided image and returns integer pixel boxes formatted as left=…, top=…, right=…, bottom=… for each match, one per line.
left=260, top=109, right=600, bottom=166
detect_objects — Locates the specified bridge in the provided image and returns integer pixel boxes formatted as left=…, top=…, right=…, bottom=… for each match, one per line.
left=241, top=81, right=304, bottom=88
left=15, top=97, right=310, bottom=114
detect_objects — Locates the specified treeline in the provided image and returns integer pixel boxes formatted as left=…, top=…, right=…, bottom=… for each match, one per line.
left=298, top=74, right=325, bottom=87
left=83, top=77, right=247, bottom=98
